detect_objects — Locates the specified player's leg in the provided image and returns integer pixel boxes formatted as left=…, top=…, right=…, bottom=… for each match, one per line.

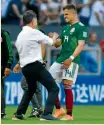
left=61, top=62, right=79, bottom=120
left=35, top=82, right=42, bottom=109
left=37, top=62, right=59, bottom=120
left=29, top=82, right=43, bottom=117
left=30, top=82, right=42, bottom=109
left=61, top=80, right=73, bottom=120
left=35, top=82, right=43, bottom=116
left=1, top=77, right=6, bottom=119
left=12, top=67, right=37, bottom=120
left=49, top=62, right=65, bottom=118
left=21, top=76, right=41, bottom=118
left=21, top=76, right=39, bottom=109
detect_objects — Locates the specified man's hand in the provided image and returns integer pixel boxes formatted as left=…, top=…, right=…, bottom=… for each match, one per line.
left=48, top=32, right=59, bottom=39
left=13, top=64, right=21, bottom=73
left=4, top=68, right=11, bottom=76
left=53, top=32, right=59, bottom=39
left=48, top=32, right=54, bottom=38
left=62, top=58, right=72, bottom=69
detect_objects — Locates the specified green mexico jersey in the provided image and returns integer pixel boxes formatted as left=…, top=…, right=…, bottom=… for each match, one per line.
left=56, top=22, right=88, bottom=64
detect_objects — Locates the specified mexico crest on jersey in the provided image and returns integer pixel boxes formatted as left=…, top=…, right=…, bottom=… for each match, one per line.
left=70, top=28, right=75, bottom=34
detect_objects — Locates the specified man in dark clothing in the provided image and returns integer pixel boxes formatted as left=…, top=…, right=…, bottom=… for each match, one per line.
left=12, top=10, right=59, bottom=120
left=1, top=29, right=14, bottom=119
left=13, top=43, right=46, bottom=118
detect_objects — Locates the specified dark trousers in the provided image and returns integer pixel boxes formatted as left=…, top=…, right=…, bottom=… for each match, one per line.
left=1, top=68, right=6, bottom=114
left=1, top=77, right=6, bottom=114
left=16, top=61, right=59, bottom=115
left=21, top=76, right=42, bottom=109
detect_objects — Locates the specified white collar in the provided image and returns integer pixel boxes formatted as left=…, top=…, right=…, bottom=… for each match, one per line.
left=23, top=26, right=34, bottom=31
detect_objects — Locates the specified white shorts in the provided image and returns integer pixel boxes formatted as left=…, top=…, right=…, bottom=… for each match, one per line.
left=49, top=62, right=79, bottom=84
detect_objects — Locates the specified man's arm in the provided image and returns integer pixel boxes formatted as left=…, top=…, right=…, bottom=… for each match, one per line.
left=72, top=40, right=85, bottom=58
left=4, top=31, right=14, bottom=68
left=41, top=44, right=46, bottom=59
left=12, top=4, right=22, bottom=20
left=42, top=10, right=58, bottom=17
left=93, top=2, right=104, bottom=26
left=33, top=30, right=59, bottom=46
left=13, top=44, right=46, bottom=73
left=72, top=26, right=88, bottom=59
left=95, top=12, right=104, bottom=26
left=62, top=40, right=85, bottom=69
left=4, top=31, right=14, bottom=76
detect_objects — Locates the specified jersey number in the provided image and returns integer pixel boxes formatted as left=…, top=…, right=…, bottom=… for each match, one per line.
left=65, top=69, right=73, bottom=78
left=64, top=36, right=69, bottom=43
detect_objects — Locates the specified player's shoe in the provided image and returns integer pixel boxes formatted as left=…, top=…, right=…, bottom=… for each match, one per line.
left=40, top=114, right=57, bottom=120
left=29, top=107, right=43, bottom=118
left=61, top=114, right=73, bottom=120
left=54, top=108, right=65, bottom=118
left=1, top=113, right=6, bottom=119
left=12, top=113, right=24, bottom=120
left=38, top=108, right=43, bottom=117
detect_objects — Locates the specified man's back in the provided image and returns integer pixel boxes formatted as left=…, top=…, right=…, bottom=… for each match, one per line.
left=16, top=26, right=42, bottom=68
left=16, top=25, right=54, bottom=68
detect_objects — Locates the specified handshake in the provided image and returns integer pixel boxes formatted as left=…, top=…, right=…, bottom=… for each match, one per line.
left=48, top=32, right=59, bottom=40
left=48, top=32, right=61, bottom=48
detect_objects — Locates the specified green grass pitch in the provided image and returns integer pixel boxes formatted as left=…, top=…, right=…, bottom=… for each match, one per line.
left=1, top=106, right=104, bottom=124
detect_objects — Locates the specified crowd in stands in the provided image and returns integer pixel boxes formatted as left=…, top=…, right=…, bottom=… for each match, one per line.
left=1, top=0, right=104, bottom=26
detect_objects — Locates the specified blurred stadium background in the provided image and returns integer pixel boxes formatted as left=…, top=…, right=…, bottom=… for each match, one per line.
left=1, top=0, right=104, bottom=124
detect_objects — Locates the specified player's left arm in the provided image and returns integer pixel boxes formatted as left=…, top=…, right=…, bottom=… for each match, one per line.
left=72, top=40, right=85, bottom=58
left=62, top=40, right=85, bottom=69
left=72, top=26, right=88, bottom=59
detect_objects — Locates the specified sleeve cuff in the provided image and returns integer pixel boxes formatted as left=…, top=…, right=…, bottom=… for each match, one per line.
left=49, top=38, right=54, bottom=45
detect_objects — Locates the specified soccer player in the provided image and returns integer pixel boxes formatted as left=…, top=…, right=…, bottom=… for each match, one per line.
left=49, top=4, right=88, bottom=120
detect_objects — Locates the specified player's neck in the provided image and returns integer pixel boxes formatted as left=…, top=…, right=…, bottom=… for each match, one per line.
left=69, top=19, right=79, bottom=25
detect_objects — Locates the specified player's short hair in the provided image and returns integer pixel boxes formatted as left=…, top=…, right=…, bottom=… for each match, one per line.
left=63, top=4, right=77, bottom=12
left=23, top=10, right=37, bottom=25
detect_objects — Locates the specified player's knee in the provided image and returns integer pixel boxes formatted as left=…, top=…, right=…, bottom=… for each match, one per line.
left=64, top=84, right=72, bottom=89
left=63, top=79, right=73, bottom=86
left=48, top=80, right=59, bottom=93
